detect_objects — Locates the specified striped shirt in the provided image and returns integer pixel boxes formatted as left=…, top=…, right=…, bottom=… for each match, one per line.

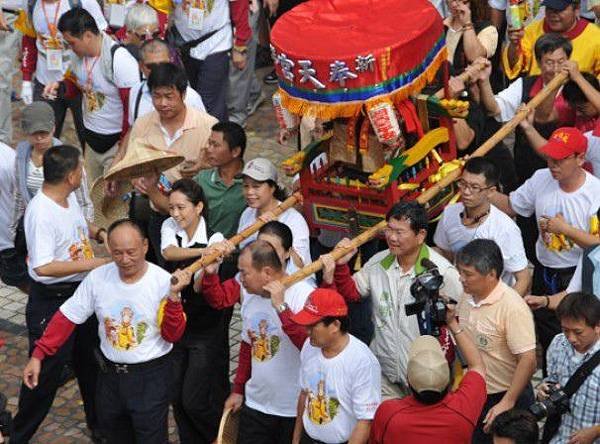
left=547, top=335, right=600, bottom=444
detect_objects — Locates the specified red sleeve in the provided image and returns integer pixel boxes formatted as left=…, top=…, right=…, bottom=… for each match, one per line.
left=32, top=310, right=77, bottom=361
left=333, top=264, right=361, bottom=303
left=160, top=298, right=186, bottom=343
left=446, top=371, right=488, bottom=426
left=119, top=87, right=131, bottom=138
left=229, top=0, right=251, bottom=47
left=63, top=77, right=81, bottom=99
left=369, top=400, right=409, bottom=444
left=22, top=35, right=38, bottom=81
left=232, top=340, right=252, bottom=395
left=157, top=10, right=169, bottom=38
left=279, top=309, right=307, bottom=350
left=201, top=273, right=241, bottom=309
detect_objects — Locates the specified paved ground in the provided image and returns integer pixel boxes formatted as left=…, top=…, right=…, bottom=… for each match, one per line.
left=0, top=63, right=293, bottom=443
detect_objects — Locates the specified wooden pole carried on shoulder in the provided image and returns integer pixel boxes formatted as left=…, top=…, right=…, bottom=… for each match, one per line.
left=171, top=192, right=302, bottom=284
left=279, top=72, right=569, bottom=288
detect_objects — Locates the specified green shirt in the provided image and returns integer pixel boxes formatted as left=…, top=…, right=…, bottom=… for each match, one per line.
left=195, top=168, right=246, bottom=238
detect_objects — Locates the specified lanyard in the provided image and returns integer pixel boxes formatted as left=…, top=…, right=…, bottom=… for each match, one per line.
left=83, top=57, right=100, bottom=90
left=41, top=0, right=61, bottom=38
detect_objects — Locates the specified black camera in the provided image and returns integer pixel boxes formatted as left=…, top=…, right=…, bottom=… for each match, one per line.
left=405, top=258, right=453, bottom=337
left=529, top=382, right=570, bottom=420
left=0, top=392, right=12, bottom=437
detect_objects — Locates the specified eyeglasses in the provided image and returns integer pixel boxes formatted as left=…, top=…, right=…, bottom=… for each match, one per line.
left=457, top=179, right=492, bottom=193
left=383, top=227, right=411, bottom=238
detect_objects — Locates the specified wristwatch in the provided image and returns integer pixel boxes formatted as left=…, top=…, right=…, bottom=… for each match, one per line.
left=276, top=302, right=289, bottom=314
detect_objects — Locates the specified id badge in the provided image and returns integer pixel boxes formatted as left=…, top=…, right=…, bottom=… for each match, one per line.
left=46, top=49, right=63, bottom=71
left=188, top=7, right=204, bottom=31
left=109, top=3, right=126, bottom=28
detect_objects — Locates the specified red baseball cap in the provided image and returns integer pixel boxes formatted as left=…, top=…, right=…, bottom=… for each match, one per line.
left=291, top=289, right=348, bottom=325
left=540, top=127, right=588, bottom=160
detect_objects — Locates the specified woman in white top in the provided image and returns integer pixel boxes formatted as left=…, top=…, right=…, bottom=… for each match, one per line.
left=237, top=158, right=312, bottom=265
left=159, top=178, right=227, bottom=443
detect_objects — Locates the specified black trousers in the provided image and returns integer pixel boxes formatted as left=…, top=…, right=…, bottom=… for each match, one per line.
left=96, top=354, right=172, bottom=444
left=11, top=281, right=99, bottom=444
left=532, top=263, right=576, bottom=374
left=237, top=404, right=295, bottom=444
left=301, top=429, right=348, bottom=444
left=182, top=50, right=229, bottom=122
left=33, top=79, right=86, bottom=150
left=148, top=209, right=169, bottom=268
left=171, top=328, right=229, bottom=443
left=472, top=384, right=535, bottom=444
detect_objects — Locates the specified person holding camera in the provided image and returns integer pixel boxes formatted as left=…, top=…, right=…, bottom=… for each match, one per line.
left=533, top=292, right=600, bottom=444
left=320, top=201, right=463, bottom=400
left=456, top=239, right=537, bottom=444
left=369, top=296, right=487, bottom=443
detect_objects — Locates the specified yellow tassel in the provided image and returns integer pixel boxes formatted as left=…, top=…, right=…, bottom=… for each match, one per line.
left=277, top=47, right=447, bottom=121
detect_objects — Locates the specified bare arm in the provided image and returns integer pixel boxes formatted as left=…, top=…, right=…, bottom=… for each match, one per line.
left=562, top=61, right=600, bottom=114
left=483, top=349, right=536, bottom=432
left=348, top=420, right=372, bottom=444
left=478, top=76, right=501, bottom=116
left=512, top=268, right=531, bottom=297
left=462, top=27, right=488, bottom=62
left=519, top=120, right=548, bottom=155
left=488, top=191, right=516, bottom=217
left=454, top=118, right=476, bottom=151
left=35, top=257, right=110, bottom=277
left=161, top=246, right=205, bottom=262
left=292, top=391, right=307, bottom=444
left=447, top=304, right=485, bottom=377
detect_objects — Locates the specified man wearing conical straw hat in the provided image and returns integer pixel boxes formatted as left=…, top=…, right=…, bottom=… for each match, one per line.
left=109, top=62, right=217, bottom=266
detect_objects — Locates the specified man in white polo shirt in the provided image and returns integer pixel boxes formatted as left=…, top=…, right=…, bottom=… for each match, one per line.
left=291, top=288, right=381, bottom=444
left=490, top=127, right=600, bottom=369
left=128, top=39, right=205, bottom=126
left=22, top=219, right=191, bottom=443
left=434, top=157, right=530, bottom=295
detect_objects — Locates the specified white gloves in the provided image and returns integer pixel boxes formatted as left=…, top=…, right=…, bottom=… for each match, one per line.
left=21, top=81, right=33, bottom=105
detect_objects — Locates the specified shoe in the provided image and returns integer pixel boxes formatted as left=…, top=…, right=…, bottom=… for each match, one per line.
left=246, top=91, right=267, bottom=116
left=263, top=69, right=278, bottom=85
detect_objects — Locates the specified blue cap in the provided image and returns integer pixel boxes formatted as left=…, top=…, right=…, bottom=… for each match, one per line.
left=543, top=0, right=576, bottom=10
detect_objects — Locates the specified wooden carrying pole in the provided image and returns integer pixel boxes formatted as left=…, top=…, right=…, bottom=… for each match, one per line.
left=171, top=193, right=301, bottom=284
left=280, top=72, right=568, bottom=288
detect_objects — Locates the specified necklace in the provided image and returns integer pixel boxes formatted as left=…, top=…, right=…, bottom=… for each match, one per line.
left=461, top=207, right=490, bottom=227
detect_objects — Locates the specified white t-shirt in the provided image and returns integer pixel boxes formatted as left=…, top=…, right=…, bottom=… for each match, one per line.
left=160, top=215, right=223, bottom=252
left=584, top=131, right=600, bottom=178
left=241, top=279, right=313, bottom=417
left=25, top=191, right=94, bottom=283
left=0, top=143, right=15, bottom=251
left=72, top=45, right=139, bottom=134
left=434, top=203, right=528, bottom=285
left=172, top=0, right=232, bottom=61
left=32, top=0, right=107, bottom=86
left=60, top=262, right=174, bottom=363
left=300, top=335, right=381, bottom=443
left=128, top=81, right=206, bottom=126
left=510, top=169, right=600, bottom=268
left=238, top=206, right=312, bottom=266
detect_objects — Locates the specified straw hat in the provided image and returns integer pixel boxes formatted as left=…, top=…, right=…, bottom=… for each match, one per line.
left=217, top=408, right=240, bottom=444
left=90, top=177, right=133, bottom=229
left=104, top=139, right=185, bottom=182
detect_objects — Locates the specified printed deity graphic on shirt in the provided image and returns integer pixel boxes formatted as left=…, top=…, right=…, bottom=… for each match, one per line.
left=247, top=313, right=280, bottom=362
left=103, top=305, right=149, bottom=351
left=306, top=374, right=340, bottom=425
left=540, top=214, right=600, bottom=252
left=68, top=227, right=94, bottom=261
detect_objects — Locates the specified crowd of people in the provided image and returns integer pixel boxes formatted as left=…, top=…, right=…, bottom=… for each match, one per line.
left=0, top=0, right=599, bottom=443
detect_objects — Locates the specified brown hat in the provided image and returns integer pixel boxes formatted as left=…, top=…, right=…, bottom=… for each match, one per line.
left=104, top=139, right=185, bottom=182
left=407, top=335, right=450, bottom=393
left=90, top=177, right=133, bottom=229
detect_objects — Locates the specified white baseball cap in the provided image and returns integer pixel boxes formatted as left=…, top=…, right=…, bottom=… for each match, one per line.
left=242, top=158, right=278, bottom=182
